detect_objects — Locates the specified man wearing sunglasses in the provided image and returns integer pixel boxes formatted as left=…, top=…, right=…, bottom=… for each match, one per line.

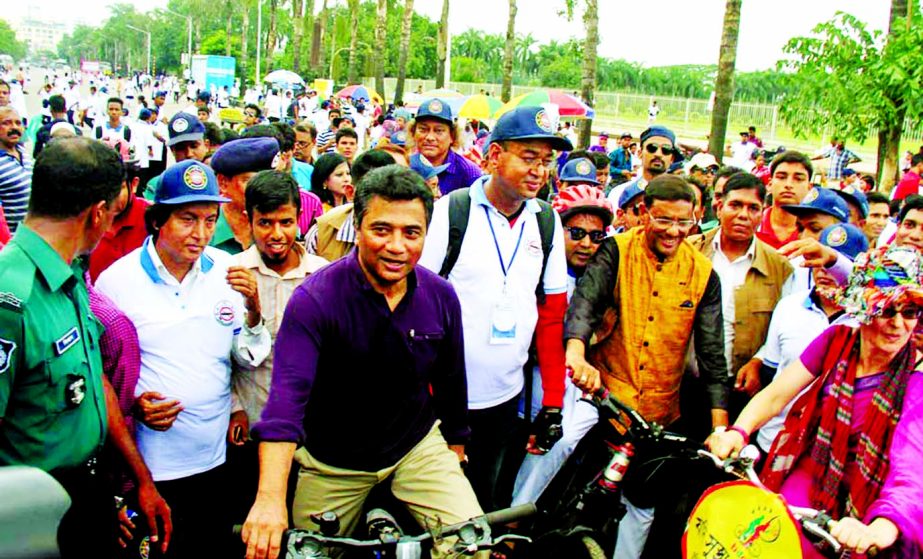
left=511, top=184, right=614, bottom=506
left=607, top=125, right=677, bottom=216
left=565, top=174, right=729, bottom=559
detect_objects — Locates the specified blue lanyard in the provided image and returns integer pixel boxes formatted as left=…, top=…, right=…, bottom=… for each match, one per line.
left=484, top=206, right=525, bottom=278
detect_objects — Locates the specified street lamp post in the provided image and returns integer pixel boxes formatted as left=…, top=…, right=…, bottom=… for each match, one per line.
left=164, top=8, right=193, bottom=80
left=126, top=25, right=152, bottom=76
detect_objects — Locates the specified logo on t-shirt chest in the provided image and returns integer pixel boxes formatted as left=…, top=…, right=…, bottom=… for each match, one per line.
left=213, top=300, right=235, bottom=327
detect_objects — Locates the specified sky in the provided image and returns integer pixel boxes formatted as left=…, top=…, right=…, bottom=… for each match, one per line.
left=7, top=0, right=893, bottom=71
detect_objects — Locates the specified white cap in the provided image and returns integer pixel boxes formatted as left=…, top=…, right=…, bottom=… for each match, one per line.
left=686, top=152, right=719, bottom=172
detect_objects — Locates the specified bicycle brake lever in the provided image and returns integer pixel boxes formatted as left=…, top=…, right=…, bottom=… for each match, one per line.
left=494, top=534, right=532, bottom=545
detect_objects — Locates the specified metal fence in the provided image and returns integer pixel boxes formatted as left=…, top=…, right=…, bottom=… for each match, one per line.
left=367, top=77, right=923, bottom=146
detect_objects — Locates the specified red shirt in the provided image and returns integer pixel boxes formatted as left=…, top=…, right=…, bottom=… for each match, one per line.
left=89, top=195, right=150, bottom=282
left=892, top=170, right=921, bottom=202
left=756, top=206, right=799, bottom=249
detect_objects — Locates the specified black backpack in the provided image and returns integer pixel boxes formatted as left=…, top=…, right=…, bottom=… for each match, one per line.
left=437, top=187, right=557, bottom=303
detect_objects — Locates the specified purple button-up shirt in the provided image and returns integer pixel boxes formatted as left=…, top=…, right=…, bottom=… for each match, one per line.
left=252, top=252, right=470, bottom=472
left=437, top=150, right=484, bottom=195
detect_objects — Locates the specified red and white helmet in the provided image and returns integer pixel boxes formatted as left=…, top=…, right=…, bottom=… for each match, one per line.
left=553, top=184, right=614, bottom=225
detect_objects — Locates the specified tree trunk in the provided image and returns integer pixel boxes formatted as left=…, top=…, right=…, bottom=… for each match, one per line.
left=310, top=0, right=327, bottom=72
left=346, top=0, right=360, bottom=83
left=373, top=0, right=387, bottom=95
left=501, top=0, right=517, bottom=103
left=241, top=1, right=250, bottom=65
left=292, top=0, right=304, bottom=73
left=393, top=0, right=415, bottom=105
left=578, top=0, right=598, bottom=151
left=266, top=0, right=279, bottom=68
left=225, top=0, right=233, bottom=57
left=435, top=0, right=449, bottom=89
left=878, top=0, right=911, bottom=192
left=889, top=0, right=909, bottom=32
left=707, top=0, right=742, bottom=163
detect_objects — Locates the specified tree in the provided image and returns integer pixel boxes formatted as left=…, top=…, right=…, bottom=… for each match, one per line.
left=373, top=0, right=387, bottom=94
left=393, top=0, right=414, bottom=105
left=707, top=0, right=741, bottom=163
left=501, top=0, right=517, bottom=102
left=346, top=0, right=360, bottom=83
left=310, top=0, right=327, bottom=72
left=435, top=0, right=449, bottom=88
left=0, top=19, right=27, bottom=60
left=578, top=0, right=598, bottom=150
left=292, top=0, right=304, bottom=73
left=779, top=7, right=923, bottom=191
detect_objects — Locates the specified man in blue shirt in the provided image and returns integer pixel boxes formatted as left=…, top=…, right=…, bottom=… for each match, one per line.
left=608, top=132, right=634, bottom=186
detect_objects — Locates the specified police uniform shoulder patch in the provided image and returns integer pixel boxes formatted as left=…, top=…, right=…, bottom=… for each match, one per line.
left=0, top=337, right=16, bottom=374
left=0, top=292, right=23, bottom=313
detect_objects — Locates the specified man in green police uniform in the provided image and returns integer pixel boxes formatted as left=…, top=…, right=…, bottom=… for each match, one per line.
left=0, top=137, right=171, bottom=557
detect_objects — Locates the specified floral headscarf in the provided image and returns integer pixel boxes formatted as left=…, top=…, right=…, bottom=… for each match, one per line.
left=838, top=245, right=923, bottom=324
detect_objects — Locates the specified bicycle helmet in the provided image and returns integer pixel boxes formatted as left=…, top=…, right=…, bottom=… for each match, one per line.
left=553, top=184, right=614, bottom=225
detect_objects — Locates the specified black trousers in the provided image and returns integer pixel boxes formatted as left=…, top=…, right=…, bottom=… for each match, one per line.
left=154, top=464, right=232, bottom=559
left=465, top=394, right=522, bottom=513
left=53, top=457, right=118, bottom=558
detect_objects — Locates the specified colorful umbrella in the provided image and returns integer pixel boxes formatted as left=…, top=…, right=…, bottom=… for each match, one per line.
left=457, top=94, right=504, bottom=120
left=495, top=90, right=596, bottom=119
left=335, top=85, right=384, bottom=104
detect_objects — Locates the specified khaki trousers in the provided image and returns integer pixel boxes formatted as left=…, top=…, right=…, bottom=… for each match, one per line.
left=292, top=423, right=487, bottom=557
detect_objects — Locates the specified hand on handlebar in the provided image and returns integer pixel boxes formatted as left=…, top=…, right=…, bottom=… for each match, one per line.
left=829, top=517, right=899, bottom=556
left=704, top=430, right=745, bottom=460
left=526, top=407, right=563, bottom=455
left=566, top=354, right=602, bottom=394
left=242, top=494, right=289, bottom=559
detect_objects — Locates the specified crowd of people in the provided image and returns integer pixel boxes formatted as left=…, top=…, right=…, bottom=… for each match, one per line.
left=0, top=64, right=922, bottom=559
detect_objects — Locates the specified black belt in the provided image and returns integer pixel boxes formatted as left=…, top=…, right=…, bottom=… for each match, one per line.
left=50, top=455, right=101, bottom=494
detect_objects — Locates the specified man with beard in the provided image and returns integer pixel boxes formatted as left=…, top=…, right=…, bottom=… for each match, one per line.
left=606, top=125, right=677, bottom=212
left=227, top=170, right=328, bottom=529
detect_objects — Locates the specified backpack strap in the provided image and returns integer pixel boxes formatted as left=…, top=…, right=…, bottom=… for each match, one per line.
left=533, top=199, right=556, bottom=305
left=438, top=188, right=472, bottom=279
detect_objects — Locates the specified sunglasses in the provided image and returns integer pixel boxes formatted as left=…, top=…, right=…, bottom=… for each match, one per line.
left=567, top=226, right=607, bottom=244
left=645, top=143, right=675, bottom=156
left=879, top=306, right=922, bottom=320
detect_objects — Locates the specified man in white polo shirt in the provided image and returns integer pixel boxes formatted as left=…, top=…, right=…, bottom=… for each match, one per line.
left=419, top=106, right=572, bottom=512
left=95, top=159, right=271, bottom=557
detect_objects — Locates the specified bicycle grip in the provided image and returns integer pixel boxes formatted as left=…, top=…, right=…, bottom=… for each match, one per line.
left=232, top=524, right=243, bottom=536
left=482, top=504, right=537, bottom=526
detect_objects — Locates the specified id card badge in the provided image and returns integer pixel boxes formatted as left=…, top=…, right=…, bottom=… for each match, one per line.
left=489, top=295, right=517, bottom=345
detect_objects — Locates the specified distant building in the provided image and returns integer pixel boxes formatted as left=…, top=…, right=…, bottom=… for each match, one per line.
left=12, top=18, right=68, bottom=55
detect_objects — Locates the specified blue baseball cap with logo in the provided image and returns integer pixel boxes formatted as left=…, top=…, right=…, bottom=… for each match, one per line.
left=154, top=160, right=230, bottom=205
left=560, top=157, right=600, bottom=185
left=618, top=182, right=644, bottom=209
left=167, top=112, right=206, bottom=147
left=835, top=184, right=870, bottom=219
left=781, top=187, right=849, bottom=223
left=489, top=106, right=573, bottom=151
left=819, top=223, right=868, bottom=261
left=416, top=98, right=454, bottom=125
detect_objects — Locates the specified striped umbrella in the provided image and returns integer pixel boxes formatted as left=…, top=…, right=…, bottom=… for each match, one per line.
left=495, top=90, right=596, bottom=119
left=457, top=94, right=504, bottom=120
left=335, top=84, right=384, bottom=104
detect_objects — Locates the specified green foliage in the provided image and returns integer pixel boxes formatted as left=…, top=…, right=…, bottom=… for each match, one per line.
left=778, top=11, right=923, bottom=142
left=0, top=19, right=27, bottom=60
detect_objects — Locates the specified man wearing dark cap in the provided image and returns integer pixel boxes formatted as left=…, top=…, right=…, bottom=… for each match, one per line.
left=615, top=181, right=645, bottom=232
left=209, top=137, right=282, bottom=255
left=96, top=159, right=270, bottom=557
left=33, top=94, right=82, bottom=158
left=410, top=97, right=483, bottom=195
left=559, top=157, right=600, bottom=188
left=183, top=90, right=212, bottom=118
left=419, top=105, right=572, bottom=512
left=607, top=125, right=677, bottom=213
left=142, top=112, right=208, bottom=201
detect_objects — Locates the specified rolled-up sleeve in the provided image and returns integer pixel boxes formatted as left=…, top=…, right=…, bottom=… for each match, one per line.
left=250, top=288, right=323, bottom=443
left=232, top=319, right=271, bottom=369
left=564, top=238, right=619, bottom=344
left=693, top=270, right=730, bottom=410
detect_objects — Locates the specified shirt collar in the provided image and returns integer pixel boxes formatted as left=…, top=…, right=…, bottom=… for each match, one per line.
left=140, top=236, right=214, bottom=284
left=470, top=175, right=542, bottom=215
left=239, top=243, right=316, bottom=280
left=335, top=208, right=357, bottom=243
left=14, top=225, right=77, bottom=292
left=713, top=230, right=757, bottom=260
left=346, top=249, right=419, bottom=296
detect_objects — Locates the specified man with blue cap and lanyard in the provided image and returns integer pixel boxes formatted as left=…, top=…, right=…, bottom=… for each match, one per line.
left=410, top=98, right=483, bottom=195
left=419, top=105, right=571, bottom=512
left=95, top=159, right=271, bottom=557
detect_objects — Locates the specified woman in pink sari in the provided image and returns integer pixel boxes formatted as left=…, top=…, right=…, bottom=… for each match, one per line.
left=710, top=245, right=923, bottom=558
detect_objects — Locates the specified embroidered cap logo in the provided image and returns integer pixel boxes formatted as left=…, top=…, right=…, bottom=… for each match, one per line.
left=183, top=165, right=208, bottom=191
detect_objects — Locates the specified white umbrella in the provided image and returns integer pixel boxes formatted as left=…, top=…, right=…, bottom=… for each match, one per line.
left=263, top=70, right=305, bottom=86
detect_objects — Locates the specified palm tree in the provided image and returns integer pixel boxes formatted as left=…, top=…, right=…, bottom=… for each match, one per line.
left=310, top=0, right=327, bottom=72
left=393, top=0, right=414, bottom=105
left=578, top=0, right=598, bottom=150
left=373, top=0, right=387, bottom=95
left=435, top=0, right=450, bottom=88
left=225, top=0, right=233, bottom=57
left=707, top=0, right=742, bottom=162
left=346, top=0, right=360, bottom=83
left=501, top=0, right=517, bottom=102
left=292, top=0, right=305, bottom=73
left=265, top=0, right=280, bottom=71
